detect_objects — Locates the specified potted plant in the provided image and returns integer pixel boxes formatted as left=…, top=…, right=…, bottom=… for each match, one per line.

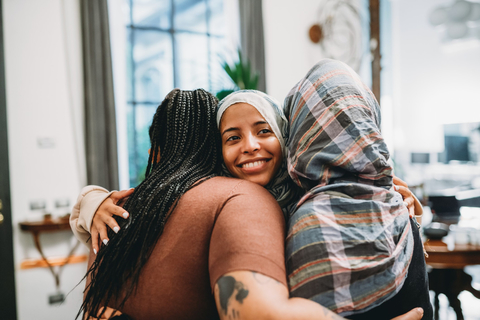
left=216, top=50, right=259, bottom=100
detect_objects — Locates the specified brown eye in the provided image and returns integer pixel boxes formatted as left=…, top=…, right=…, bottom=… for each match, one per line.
left=226, top=135, right=240, bottom=142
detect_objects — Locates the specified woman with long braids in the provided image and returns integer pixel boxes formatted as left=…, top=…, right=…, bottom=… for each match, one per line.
left=72, top=72, right=426, bottom=319
left=78, top=88, right=226, bottom=318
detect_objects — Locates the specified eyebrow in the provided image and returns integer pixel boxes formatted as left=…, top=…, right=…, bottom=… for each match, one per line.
left=221, top=121, right=269, bottom=137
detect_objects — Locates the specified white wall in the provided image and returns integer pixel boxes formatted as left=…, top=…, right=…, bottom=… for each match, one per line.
left=262, top=0, right=368, bottom=104
left=391, top=0, right=480, bottom=154
left=3, top=0, right=88, bottom=319
left=263, top=0, right=326, bottom=103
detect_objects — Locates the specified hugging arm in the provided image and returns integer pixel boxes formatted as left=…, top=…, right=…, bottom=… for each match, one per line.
left=213, top=271, right=424, bottom=320
left=214, top=271, right=344, bottom=320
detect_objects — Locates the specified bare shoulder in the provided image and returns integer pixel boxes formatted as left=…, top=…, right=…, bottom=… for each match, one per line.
left=198, top=177, right=277, bottom=200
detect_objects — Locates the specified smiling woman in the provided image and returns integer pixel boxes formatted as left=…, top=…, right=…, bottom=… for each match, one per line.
left=219, top=103, right=283, bottom=186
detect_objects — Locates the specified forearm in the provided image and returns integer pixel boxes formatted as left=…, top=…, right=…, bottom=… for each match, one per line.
left=214, top=271, right=344, bottom=320
left=278, top=297, right=345, bottom=320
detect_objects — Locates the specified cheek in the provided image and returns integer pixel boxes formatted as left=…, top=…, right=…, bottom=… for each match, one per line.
left=222, top=146, right=236, bottom=171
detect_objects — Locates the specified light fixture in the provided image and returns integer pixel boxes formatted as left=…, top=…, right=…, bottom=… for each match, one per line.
left=469, top=3, right=480, bottom=20
left=446, top=21, right=469, bottom=39
left=448, top=0, right=471, bottom=21
left=429, top=0, right=480, bottom=42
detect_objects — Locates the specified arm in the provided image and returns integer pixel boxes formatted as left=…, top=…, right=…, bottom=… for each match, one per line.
left=214, top=271, right=343, bottom=320
left=214, top=271, right=424, bottom=320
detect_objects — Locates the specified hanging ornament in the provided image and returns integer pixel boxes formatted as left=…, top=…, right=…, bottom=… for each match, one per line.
left=308, top=0, right=363, bottom=71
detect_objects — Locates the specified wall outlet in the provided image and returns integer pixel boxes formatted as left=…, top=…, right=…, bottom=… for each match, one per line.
left=29, top=200, right=46, bottom=211
left=48, top=293, right=64, bottom=305
left=55, top=198, right=70, bottom=208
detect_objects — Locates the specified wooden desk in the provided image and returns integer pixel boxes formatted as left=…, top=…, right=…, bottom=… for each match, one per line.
left=19, top=215, right=72, bottom=233
left=425, top=238, right=480, bottom=268
left=425, top=237, right=480, bottom=320
left=19, top=215, right=84, bottom=289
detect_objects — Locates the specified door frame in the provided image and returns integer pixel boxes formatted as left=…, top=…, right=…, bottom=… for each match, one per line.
left=0, top=0, right=18, bottom=318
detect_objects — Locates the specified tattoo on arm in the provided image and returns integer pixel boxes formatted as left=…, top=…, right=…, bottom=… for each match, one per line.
left=217, top=273, right=345, bottom=320
left=217, top=276, right=249, bottom=316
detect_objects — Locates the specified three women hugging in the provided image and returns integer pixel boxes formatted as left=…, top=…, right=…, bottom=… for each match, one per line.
left=71, top=59, right=433, bottom=320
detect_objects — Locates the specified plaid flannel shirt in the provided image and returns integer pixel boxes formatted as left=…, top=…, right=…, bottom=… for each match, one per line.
left=284, top=59, right=413, bottom=316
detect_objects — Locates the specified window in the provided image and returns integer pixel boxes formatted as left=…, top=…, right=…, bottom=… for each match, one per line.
left=113, top=0, right=233, bottom=187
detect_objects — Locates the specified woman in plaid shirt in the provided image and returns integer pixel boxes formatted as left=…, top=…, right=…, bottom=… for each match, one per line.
left=284, top=59, right=432, bottom=319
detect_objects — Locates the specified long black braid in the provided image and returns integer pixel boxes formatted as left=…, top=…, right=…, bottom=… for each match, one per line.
left=78, top=89, right=222, bottom=319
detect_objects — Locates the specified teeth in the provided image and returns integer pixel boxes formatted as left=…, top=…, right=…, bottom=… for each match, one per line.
left=243, top=160, right=266, bottom=168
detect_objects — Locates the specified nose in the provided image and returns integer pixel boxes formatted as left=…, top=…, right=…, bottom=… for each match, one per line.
left=242, top=134, right=260, bottom=153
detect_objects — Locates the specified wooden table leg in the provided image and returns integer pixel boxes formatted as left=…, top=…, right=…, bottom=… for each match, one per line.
left=429, top=268, right=480, bottom=320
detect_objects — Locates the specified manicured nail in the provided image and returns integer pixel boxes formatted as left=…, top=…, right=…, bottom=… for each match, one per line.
left=93, top=248, right=97, bottom=255
left=103, top=239, right=109, bottom=245
left=394, top=185, right=399, bottom=191
left=122, top=212, right=129, bottom=219
left=113, top=226, right=120, bottom=233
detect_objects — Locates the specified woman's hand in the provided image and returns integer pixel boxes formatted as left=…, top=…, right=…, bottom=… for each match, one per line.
left=91, top=188, right=134, bottom=254
left=391, top=308, right=424, bottom=320
left=393, top=176, right=423, bottom=220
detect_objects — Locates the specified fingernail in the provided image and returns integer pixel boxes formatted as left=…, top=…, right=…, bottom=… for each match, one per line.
left=113, top=226, right=120, bottom=233
left=403, top=201, right=408, bottom=207
left=122, top=212, right=129, bottom=219
left=394, top=185, right=398, bottom=191
left=93, top=248, right=97, bottom=255
left=416, top=307, right=424, bottom=314
left=103, top=239, right=109, bottom=245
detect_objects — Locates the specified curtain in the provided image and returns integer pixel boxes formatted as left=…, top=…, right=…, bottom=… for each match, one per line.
left=239, top=0, right=267, bottom=92
left=81, top=0, right=119, bottom=190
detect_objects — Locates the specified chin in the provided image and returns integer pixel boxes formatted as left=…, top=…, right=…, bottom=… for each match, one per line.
left=246, top=176, right=269, bottom=187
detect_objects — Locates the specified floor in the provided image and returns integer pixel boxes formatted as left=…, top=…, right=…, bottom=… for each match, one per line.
left=432, top=265, right=480, bottom=320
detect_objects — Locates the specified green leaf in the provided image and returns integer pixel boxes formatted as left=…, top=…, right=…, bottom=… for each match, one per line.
left=217, top=48, right=260, bottom=95
left=216, top=89, right=235, bottom=101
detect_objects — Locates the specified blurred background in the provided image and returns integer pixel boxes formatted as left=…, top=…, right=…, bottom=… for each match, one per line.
left=0, top=0, right=479, bottom=319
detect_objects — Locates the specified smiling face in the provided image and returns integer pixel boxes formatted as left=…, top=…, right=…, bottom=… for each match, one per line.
left=219, top=103, right=283, bottom=186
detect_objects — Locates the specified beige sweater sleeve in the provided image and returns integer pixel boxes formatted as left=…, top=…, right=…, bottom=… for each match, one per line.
left=70, top=186, right=115, bottom=246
